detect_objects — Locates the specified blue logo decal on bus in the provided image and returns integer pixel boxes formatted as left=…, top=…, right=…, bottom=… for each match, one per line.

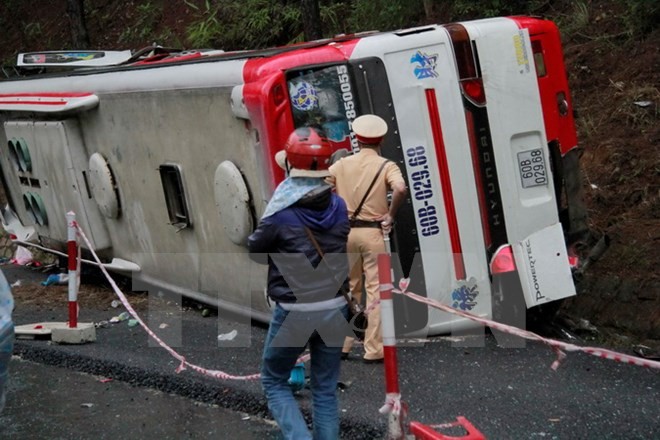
left=289, top=81, right=318, bottom=111
left=451, top=280, right=479, bottom=311
left=411, top=51, right=439, bottom=79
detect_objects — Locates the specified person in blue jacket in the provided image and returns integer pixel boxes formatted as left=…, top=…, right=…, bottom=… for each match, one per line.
left=0, top=269, right=14, bottom=413
left=248, top=127, right=352, bottom=440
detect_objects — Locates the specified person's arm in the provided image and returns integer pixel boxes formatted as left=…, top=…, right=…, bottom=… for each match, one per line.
left=378, top=181, right=407, bottom=233
left=325, top=162, right=338, bottom=188
left=247, top=220, right=277, bottom=264
left=377, top=164, right=407, bottom=233
left=388, top=180, right=407, bottom=219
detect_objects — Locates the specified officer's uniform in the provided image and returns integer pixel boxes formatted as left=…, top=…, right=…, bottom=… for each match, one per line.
left=327, top=115, right=405, bottom=361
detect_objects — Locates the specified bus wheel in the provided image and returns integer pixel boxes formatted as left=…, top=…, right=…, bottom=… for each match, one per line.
left=527, top=300, right=562, bottom=332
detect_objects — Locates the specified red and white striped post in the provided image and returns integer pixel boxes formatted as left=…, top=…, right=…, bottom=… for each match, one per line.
left=66, top=211, right=78, bottom=328
left=378, top=252, right=405, bottom=439
left=378, top=252, right=486, bottom=440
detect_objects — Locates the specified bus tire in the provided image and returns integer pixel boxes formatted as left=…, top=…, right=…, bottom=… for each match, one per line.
left=491, top=271, right=527, bottom=347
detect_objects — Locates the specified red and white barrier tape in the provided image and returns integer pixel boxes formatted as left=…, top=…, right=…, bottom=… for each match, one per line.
left=74, top=221, right=311, bottom=381
left=74, top=217, right=658, bottom=378
left=381, top=278, right=660, bottom=371
left=379, top=392, right=402, bottom=416
left=363, top=298, right=380, bottom=316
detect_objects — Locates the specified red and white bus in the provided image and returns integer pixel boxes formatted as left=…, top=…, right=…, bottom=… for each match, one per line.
left=0, top=16, right=587, bottom=335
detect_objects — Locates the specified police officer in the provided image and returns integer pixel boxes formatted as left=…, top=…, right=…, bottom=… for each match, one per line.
left=327, top=114, right=407, bottom=363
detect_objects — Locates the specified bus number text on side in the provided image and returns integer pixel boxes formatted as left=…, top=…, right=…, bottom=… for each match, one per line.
left=406, top=146, right=440, bottom=237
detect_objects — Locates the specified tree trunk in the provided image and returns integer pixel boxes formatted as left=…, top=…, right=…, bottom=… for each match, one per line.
left=423, top=0, right=435, bottom=20
left=424, top=0, right=453, bottom=23
left=301, top=0, right=323, bottom=41
left=66, top=0, right=90, bottom=48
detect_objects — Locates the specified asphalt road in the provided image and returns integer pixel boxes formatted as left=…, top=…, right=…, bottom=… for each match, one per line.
left=2, top=264, right=659, bottom=439
left=1, top=358, right=280, bottom=439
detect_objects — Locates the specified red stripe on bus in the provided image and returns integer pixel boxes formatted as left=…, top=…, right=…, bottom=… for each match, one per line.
left=425, top=89, right=466, bottom=280
left=0, top=101, right=66, bottom=106
left=0, top=92, right=92, bottom=98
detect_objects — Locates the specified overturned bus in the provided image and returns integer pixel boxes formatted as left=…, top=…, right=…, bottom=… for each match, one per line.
left=0, top=16, right=588, bottom=336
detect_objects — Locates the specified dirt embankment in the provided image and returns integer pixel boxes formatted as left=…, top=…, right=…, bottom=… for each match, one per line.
left=557, top=2, right=659, bottom=348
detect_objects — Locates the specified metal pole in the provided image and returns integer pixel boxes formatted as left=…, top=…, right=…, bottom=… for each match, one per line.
left=66, top=211, right=78, bottom=328
left=378, top=252, right=405, bottom=439
left=383, top=233, right=395, bottom=280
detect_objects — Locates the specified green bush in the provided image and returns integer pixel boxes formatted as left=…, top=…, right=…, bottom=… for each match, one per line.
left=445, top=0, right=550, bottom=20
left=347, top=0, right=425, bottom=32
left=621, top=0, right=659, bottom=38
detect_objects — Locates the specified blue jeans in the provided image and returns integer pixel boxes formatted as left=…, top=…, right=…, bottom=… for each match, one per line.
left=0, top=324, right=13, bottom=414
left=262, top=304, right=349, bottom=440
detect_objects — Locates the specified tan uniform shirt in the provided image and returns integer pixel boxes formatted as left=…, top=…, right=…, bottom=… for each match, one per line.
left=327, top=148, right=405, bottom=220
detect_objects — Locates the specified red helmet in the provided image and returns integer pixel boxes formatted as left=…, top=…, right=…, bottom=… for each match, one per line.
left=284, top=127, right=332, bottom=176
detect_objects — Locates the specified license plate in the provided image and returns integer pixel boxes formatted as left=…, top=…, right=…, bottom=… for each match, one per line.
left=517, top=148, right=548, bottom=188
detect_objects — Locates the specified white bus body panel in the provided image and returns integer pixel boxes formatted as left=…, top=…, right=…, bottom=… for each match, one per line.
left=463, top=19, right=560, bottom=240
left=464, top=18, right=574, bottom=308
left=3, top=120, right=111, bottom=250
left=352, top=29, right=492, bottom=334
left=0, top=59, right=273, bottom=318
left=512, top=223, right=576, bottom=306
left=0, top=60, right=247, bottom=95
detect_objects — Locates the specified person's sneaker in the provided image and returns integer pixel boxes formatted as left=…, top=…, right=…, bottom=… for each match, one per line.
left=362, top=357, right=383, bottom=364
left=340, top=352, right=350, bottom=360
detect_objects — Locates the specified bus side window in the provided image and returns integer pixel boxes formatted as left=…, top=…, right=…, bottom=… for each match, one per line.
left=159, top=164, right=191, bottom=231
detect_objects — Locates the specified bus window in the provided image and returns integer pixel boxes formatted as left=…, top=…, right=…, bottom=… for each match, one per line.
left=286, top=64, right=360, bottom=152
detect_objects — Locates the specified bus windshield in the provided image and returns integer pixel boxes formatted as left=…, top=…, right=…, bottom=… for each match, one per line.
left=286, top=63, right=359, bottom=152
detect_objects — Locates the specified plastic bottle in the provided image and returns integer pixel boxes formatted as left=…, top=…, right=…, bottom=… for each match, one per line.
left=40, top=273, right=69, bottom=286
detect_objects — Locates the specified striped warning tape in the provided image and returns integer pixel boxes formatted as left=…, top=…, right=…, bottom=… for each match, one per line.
left=381, top=278, right=660, bottom=370
left=75, top=222, right=305, bottom=381
left=75, top=219, right=659, bottom=377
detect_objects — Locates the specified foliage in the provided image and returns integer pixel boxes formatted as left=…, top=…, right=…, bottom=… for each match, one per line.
left=23, top=22, right=43, bottom=40
left=551, top=0, right=659, bottom=42
left=318, top=1, right=349, bottom=37
left=621, top=0, right=660, bottom=38
left=184, top=0, right=223, bottom=48
left=449, top=0, right=549, bottom=19
left=347, top=0, right=425, bottom=33
left=118, top=1, right=161, bottom=45
left=184, top=0, right=302, bottom=49
left=1, top=0, right=657, bottom=55
left=552, top=0, right=592, bottom=40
